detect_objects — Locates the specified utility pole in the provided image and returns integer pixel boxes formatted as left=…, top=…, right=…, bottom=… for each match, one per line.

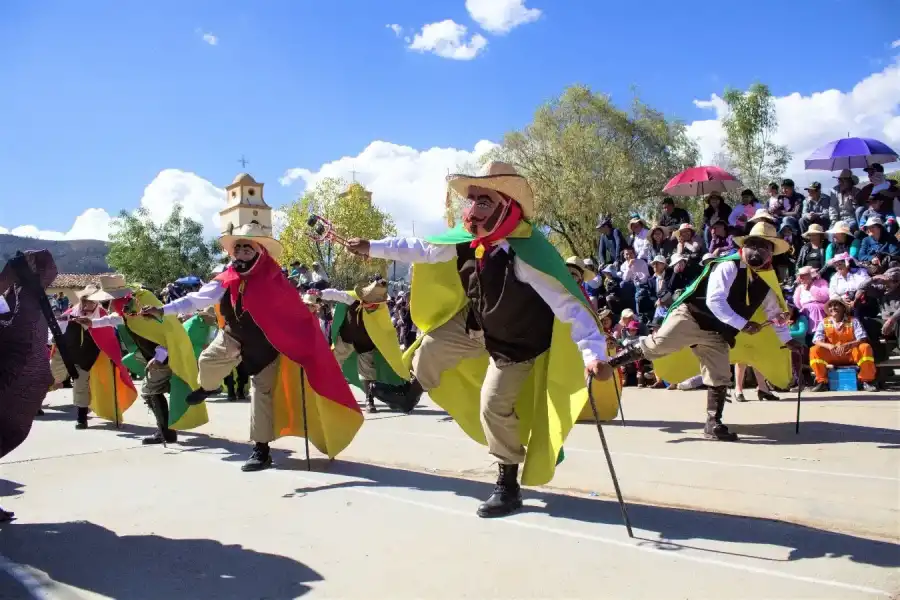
left=411, top=220, right=416, bottom=236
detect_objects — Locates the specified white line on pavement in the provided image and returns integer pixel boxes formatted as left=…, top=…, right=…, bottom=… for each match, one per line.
left=0, top=553, right=55, bottom=600
left=396, top=431, right=899, bottom=482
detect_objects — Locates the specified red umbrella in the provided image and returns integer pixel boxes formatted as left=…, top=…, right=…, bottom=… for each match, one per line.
left=663, top=166, right=742, bottom=197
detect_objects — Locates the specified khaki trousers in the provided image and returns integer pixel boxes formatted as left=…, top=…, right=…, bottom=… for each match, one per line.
left=142, top=362, right=172, bottom=400
left=50, top=353, right=90, bottom=408
left=412, top=309, right=531, bottom=465
left=333, top=337, right=377, bottom=381
left=639, top=304, right=732, bottom=387
left=198, top=330, right=278, bottom=443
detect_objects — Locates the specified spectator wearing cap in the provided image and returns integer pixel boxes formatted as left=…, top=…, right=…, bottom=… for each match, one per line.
left=796, top=224, right=829, bottom=271
left=595, top=214, right=627, bottom=269
left=829, top=169, right=861, bottom=230
left=800, top=181, right=832, bottom=233
left=778, top=178, right=804, bottom=233
left=658, top=197, right=692, bottom=230
left=793, top=266, right=829, bottom=331
left=702, top=192, right=732, bottom=244
left=828, top=253, right=870, bottom=302
left=707, top=218, right=735, bottom=257
left=728, top=189, right=763, bottom=233
left=627, top=215, right=653, bottom=262
left=858, top=164, right=899, bottom=213
left=648, top=225, right=675, bottom=258
left=858, top=216, right=900, bottom=271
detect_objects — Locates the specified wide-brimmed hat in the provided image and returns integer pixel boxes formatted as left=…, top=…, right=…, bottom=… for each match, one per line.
left=75, top=284, right=98, bottom=300
left=650, top=255, right=667, bottom=266
left=219, top=221, right=284, bottom=261
left=733, top=222, right=791, bottom=256
left=802, top=223, right=826, bottom=238
left=565, top=256, right=596, bottom=280
left=834, top=169, right=860, bottom=185
left=620, top=308, right=635, bottom=320
left=863, top=216, right=885, bottom=230
left=671, top=223, right=695, bottom=239
left=447, top=161, right=535, bottom=219
left=649, top=224, right=669, bottom=238
left=825, top=297, right=849, bottom=313
left=301, top=292, right=320, bottom=306
left=197, top=305, right=218, bottom=324
left=597, top=308, right=612, bottom=322
left=829, top=252, right=856, bottom=266
left=669, top=253, right=687, bottom=266
left=628, top=216, right=648, bottom=229
left=796, top=265, right=818, bottom=278
left=87, top=275, right=133, bottom=302
left=700, top=253, right=715, bottom=265
left=354, top=279, right=388, bottom=305
left=826, top=222, right=853, bottom=236
left=748, top=209, right=776, bottom=225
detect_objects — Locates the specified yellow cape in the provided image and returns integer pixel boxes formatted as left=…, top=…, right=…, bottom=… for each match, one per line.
left=338, top=291, right=408, bottom=381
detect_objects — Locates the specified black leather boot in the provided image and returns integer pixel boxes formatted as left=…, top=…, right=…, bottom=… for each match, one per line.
left=703, top=386, right=738, bottom=441
left=75, top=406, right=89, bottom=430
left=185, top=387, right=217, bottom=406
left=241, top=442, right=273, bottom=472
left=477, top=464, right=523, bottom=518
left=402, top=378, right=424, bottom=413
left=142, top=395, right=177, bottom=445
left=363, top=381, right=377, bottom=413
left=224, top=373, right=237, bottom=401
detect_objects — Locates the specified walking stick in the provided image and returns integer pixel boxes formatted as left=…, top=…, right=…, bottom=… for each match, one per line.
left=587, top=374, right=634, bottom=538
left=793, top=348, right=803, bottom=434
left=111, top=361, right=120, bottom=429
left=300, top=367, right=311, bottom=471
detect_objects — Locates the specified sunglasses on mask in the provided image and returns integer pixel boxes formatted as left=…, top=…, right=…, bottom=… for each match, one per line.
left=233, top=243, right=257, bottom=252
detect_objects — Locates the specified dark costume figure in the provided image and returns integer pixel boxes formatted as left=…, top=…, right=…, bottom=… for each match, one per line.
left=0, top=251, right=58, bottom=521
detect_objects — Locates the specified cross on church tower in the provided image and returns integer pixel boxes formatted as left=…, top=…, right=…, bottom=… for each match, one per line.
left=238, top=155, right=249, bottom=169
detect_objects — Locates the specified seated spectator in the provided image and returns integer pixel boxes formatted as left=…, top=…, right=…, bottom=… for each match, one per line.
left=565, top=256, right=596, bottom=305
left=618, top=247, right=649, bottom=285
left=825, top=222, right=861, bottom=261
left=858, top=216, right=900, bottom=273
left=616, top=308, right=646, bottom=341
left=796, top=224, right=829, bottom=271
left=774, top=222, right=799, bottom=281
left=729, top=189, right=763, bottom=232
left=628, top=216, right=653, bottom=262
left=787, top=302, right=811, bottom=390
left=582, top=258, right=603, bottom=308
left=793, top=266, right=829, bottom=331
left=765, top=182, right=786, bottom=216
left=857, top=194, right=897, bottom=237
left=829, top=169, right=860, bottom=232
left=809, top=298, right=877, bottom=392
left=853, top=267, right=900, bottom=360
left=778, top=178, right=804, bottom=232
left=658, top=197, right=692, bottom=229
left=748, top=208, right=777, bottom=227
left=672, top=223, right=705, bottom=267
left=800, top=181, right=831, bottom=233
left=857, top=164, right=900, bottom=226
left=646, top=255, right=674, bottom=322
left=648, top=225, right=675, bottom=258
left=595, top=215, right=627, bottom=270
left=828, top=252, right=871, bottom=302
left=702, top=192, right=732, bottom=243
left=667, top=253, right=691, bottom=291
left=707, top=218, right=735, bottom=257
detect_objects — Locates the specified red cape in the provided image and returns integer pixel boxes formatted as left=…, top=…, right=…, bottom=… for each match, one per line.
left=215, top=253, right=359, bottom=414
left=63, top=306, right=136, bottom=392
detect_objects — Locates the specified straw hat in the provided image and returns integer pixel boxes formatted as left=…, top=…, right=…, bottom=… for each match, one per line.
left=75, top=284, right=98, bottom=300
left=700, top=253, right=715, bottom=266
left=669, top=253, right=687, bottom=266
left=863, top=216, right=885, bottom=230
left=620, top=308, right=635, bottom=320
left=87, top=275, right=133, bottom=302
left=565, top=256, right=596, bottom=280
left=447, top=161, right=535, bottom=219
left=671, top=222, right=695, bottom=239
left=834, top=169, right=859, bottom=185
left=733, top=221, right=791, bottom=256
left=825, top=297, right=850, bottom=313
left=198, top=305, right=218, bottom=324
left=354, top=279, right=388, bottom=305
left=219, top=221, right=284, bottom=261
left=826, top=222, right=852, bottom=236
left=748, top=209, right=777, bottom=225
left=802, top=223, right=826, bottom=239
left=650, top=255, right=667, bottom=266
left=628, top=216, right=649, bottom=229
left=597, top=308, right=612, bottom=322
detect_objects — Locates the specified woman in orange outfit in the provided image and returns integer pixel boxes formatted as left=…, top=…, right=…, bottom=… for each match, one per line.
left=809, top=298, right=878, bottom=392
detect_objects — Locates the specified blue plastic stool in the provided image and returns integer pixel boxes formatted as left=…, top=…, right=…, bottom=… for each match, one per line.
left=828, top=366, right=858, bottom=391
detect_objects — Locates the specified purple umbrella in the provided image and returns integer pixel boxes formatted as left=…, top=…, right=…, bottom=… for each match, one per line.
left=805, top=137, right=898, bottom=170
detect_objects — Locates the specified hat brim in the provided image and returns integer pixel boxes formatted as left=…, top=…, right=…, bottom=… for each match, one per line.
left=801, top=229, right=826, bottom=238
left=447, top=173, right=535, bottom=219
left=219, top=234, right=284, bottom=261
left=86, top=288, right=132, bottom=302
left=672, top=226, right=695, bottom=239
left=732, top=233, right=791, bottom=256
left=353, top=283, right=388, bottom=305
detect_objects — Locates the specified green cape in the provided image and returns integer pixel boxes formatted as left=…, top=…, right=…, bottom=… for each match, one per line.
left=331, top=295, right=408, bottom=389
left=651, top=254, right=792, bottom=388
left=402, top=223, right=621, bottom=486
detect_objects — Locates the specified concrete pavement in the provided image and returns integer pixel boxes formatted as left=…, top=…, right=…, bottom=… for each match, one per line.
left=1, top=384, right=898, bottom=599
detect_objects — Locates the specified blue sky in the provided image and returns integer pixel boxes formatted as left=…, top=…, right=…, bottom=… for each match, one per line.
left=1, top=0, right=899, bottom=239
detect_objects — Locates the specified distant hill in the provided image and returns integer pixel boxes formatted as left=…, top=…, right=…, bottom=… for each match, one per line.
left=0, top=234, right=111, bottom=274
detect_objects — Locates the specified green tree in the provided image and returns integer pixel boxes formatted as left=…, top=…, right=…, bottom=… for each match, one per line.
left=484, top=85, right=699, bottom=257
left=106, top=204, right=219, bottom=291
left=720, top=83, right=791, bottom=193
left=279, top=178, right=397, bottom=288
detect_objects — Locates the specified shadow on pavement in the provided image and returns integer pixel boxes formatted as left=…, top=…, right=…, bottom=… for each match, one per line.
left=0, top=479, right=24, bottom=499
left=621, top=419, right=900, bottom=449
left=0, top=520, right=323, bottom=599
left=282, top=459, right=900, bottom=570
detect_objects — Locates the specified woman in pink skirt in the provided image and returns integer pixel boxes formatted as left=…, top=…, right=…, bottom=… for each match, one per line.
left=793, top=265, right=829, bottom=330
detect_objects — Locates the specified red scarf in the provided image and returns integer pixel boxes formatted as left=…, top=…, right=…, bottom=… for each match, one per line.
left=469, top=201, right=523, bottom=268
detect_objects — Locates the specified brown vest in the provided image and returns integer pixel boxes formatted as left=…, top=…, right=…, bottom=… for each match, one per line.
left=219, top=293, right=279, bottom=376
left=62, top=323, right=100, bottom=371
left=685, top=262, right=771, bottom=347
left=338, top=302, right=375, bottom=354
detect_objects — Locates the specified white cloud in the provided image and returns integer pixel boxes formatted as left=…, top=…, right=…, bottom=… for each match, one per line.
left=891, top=39, right=900, bottom=49
left=685, top=55, right=900, bottom=188
left=279, top=139, right=499, bottom=236
left=386, top=24, right=403, bottom=37
left=201, top=31, right=218, bottom=46
left=465, top=0, right=541, bottom=34
left=408, top=20, right=488, bottom=60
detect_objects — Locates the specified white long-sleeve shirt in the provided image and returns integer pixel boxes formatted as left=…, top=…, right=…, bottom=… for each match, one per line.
left=828, top=268, right=870, bottom=299
left=619, top=259, right=650, bottom=284
left=163, top=280, right=227, bottom=316
left=706, top=260, right=791, bottom=343
left=0, top=296, right=9, bottom=314
left=368, top=237, right=607, bottom=365
left=89, top=311, right=168, bottom=363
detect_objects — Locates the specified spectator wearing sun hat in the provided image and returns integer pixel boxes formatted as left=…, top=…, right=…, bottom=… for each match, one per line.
left=858, top=216, right=900, bottom=270
left=796, top=223, right=829, bottom=271
left=829, top=169, right=860, bottom=229
left=824, top=222, right=861, bottom=262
